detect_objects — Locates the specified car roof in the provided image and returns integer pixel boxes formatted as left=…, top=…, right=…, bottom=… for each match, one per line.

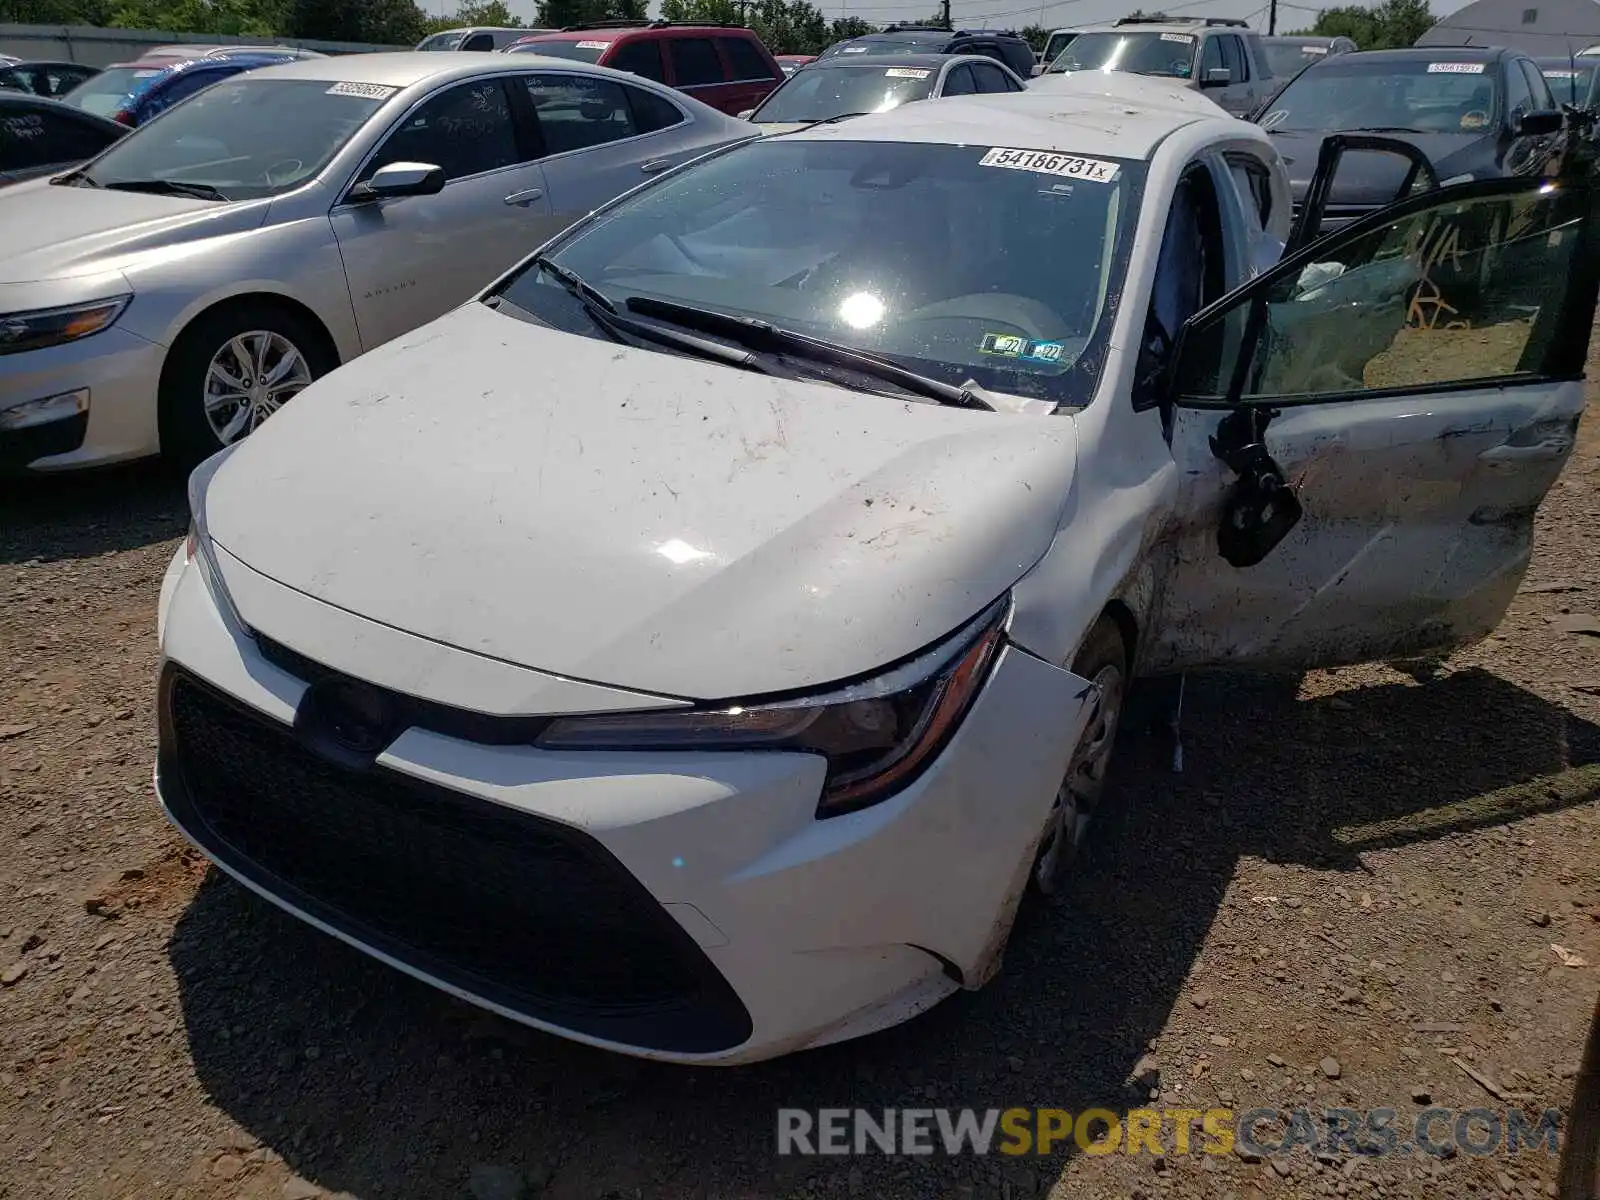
left=514, top=25, right=743, bottom=40
left=0, top=89, right=124, bottom=124
left=1334, top=45, right=1507, bottom=62
left=803, top=52, right=953, bottom=68
left=235, top=51, right=532, bottom=89
left=783, top=82, right=1240, bottom=159
left=1069, top=20, right=1237, bottom=34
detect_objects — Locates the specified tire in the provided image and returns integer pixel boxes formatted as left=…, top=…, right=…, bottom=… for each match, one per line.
left=158, top=303, right=334, bottom=468
left=1029, top=615, right=1129, bottom=898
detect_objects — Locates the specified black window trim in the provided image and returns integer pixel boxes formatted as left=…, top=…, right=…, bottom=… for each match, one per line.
left=1165, top=173, right=1600, bottom=412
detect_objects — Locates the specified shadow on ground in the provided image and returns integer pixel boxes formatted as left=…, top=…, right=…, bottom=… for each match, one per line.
left=0, top=461, right=186, bottom=564
left=168, top=667, right=1600, bottom=1199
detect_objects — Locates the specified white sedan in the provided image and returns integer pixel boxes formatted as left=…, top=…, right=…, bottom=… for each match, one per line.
left=157, top=74, right=1596, bottom=1063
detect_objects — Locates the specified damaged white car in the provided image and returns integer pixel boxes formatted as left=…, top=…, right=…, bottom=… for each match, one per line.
left=156, top=76, right=1599, bottom=1064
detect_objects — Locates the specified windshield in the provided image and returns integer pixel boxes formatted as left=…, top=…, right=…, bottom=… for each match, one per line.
left=1041, top=31, right=1079, bottom=68
left=1046, top=31, right=1196, bottom=78
left=1258, top=58, right=1500, bottom=134
left=1261, top=40, right=1330, bottom=77
left=752, top=64, right=938, bottom=122
left=62, top=65, right=165, bottom=116
left=416, top=31, right=468, bottom=50
left=1537, top=59, right=1598, bottom=104
left=491, top=138, right=1141, bottom=406
left=506, top=39, right=610, bottom=62
left=72, top=77, right=389, bottom=199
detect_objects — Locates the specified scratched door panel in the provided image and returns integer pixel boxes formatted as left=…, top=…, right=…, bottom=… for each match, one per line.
left=1145, top=179, right=1592, bottom=673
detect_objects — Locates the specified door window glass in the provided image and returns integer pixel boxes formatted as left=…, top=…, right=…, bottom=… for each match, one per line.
left=670, top=37, right=725, bottom=87
left=941, top=64, right=977, bottom=95
left=461, top=33, right=494, bottom=51
left=719, top=36, right=778, bottom=81
left=1227, top=155, right=1273, bottom=226
left=366, top=79, right=519, bottom=181
left=969, top=62, right=1010, bottom=93
left=624, top=84, right=683, bottom=133
left=524, top=74, right=637, bottom=154
left=1221, top=35, right=1248, bottom=81
left=1200, top=36, right=1225, bottom=80
left=1176, top=184, right=1589, bottom=403
left=143, top=67, right=226, bottom=119
left=608, top=38, right=665, bottom=82
left=0, top=106, right=109, bottom=169
left=1520, top=59, right=1554, bottom=109
left=1504, top=58, right=1534, bottom=120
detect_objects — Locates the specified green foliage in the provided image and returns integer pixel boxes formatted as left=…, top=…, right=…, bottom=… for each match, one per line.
left=828, top=14, right=875, bottom=40
left=282, top=0, right=427, bottom=43
left=1018, top=23, right=1047, bottom=52
left=533, top=0, right=645, bottom=28
left=1286, top=0, right=1435, bottom=49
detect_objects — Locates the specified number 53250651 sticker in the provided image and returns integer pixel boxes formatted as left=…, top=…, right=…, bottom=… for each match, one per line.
left=978, top=147, right=1119, bottom=183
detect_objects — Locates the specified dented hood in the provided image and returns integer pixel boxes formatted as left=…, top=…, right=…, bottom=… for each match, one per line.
left=206, top=303, right=1079, bottom=701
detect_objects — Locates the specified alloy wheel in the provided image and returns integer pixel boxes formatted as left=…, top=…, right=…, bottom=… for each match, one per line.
left=202, top=330, right=312, bottom=445
left=1034, top=660, right=1125, bottom=895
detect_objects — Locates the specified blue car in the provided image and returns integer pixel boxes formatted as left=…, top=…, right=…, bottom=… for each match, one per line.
left=57, top=51, right=298, bottom=127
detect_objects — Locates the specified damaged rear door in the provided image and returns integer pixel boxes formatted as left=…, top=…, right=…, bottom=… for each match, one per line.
left=1145, top=174, right=1600, bottom=672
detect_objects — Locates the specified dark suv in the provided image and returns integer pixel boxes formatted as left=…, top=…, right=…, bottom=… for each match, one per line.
left=506, top=21, right=784, bottom=115
left=817, top=25, right=1036, bottom=81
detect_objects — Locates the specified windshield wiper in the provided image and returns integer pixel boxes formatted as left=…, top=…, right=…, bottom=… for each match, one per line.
left=102, top=179, right=230, bottom=202
left=1347, top=125, right=1425, bottom=134
left=525, top=255, right=794, bottom=378
left=622, top=296, right=992, bottom=410
left=50, top=168, right=99, bottom=187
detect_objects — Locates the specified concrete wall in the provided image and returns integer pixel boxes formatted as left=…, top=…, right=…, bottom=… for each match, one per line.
left=0, top=23, right=405, bottom=65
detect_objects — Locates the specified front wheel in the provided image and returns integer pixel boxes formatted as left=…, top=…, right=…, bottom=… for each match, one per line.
left=159, top=304, right=333, bottom=466
left=1032, top=617, right=1127, bottom=896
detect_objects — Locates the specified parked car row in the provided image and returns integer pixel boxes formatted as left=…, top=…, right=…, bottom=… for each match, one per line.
left=139, top=65, right=1598, bottom=1067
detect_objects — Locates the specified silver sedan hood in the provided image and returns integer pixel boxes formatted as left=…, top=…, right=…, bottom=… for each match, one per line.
left=206, top=302, right=1079, bottom=701
left=0, top=178, right=263, bottom=284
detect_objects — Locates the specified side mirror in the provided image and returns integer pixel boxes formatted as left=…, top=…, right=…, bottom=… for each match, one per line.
left=1030, top=63, right=1043, bottom=76
left=738, top=108, right=755, bottom=119
left=1201, top=66, right=1232, bottom=88
left=1516, top=108, right=1564, bottom=136
left=348, top=161, right=445, bottom=203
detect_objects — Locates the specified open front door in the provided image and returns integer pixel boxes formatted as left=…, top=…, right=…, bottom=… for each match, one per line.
left=1145, top=173, right=1600, bottom=674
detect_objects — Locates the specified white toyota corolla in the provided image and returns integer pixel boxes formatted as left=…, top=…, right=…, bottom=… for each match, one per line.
left=156, top=75, right=1600, bottom=1063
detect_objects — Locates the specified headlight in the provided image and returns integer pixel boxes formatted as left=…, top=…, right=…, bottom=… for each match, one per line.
left=186, top=444, right=245, bottom=631
left=538, top=596, right=1009, bottom=816
left=0, top=296, right=130, bottom=356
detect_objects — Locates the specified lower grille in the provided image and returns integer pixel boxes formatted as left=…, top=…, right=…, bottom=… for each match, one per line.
left=158, top=666, right=752, bottom=1054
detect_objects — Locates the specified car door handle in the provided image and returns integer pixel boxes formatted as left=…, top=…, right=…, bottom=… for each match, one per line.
left=639, top=158, right=672, bottom=174
left=1479, top=440, right=1570, bottom=464
left=503, top=188, right=543, bottom=206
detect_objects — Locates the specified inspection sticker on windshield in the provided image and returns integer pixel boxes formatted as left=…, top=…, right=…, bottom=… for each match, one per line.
left=1427, top=61, right=1484, bottom=73
left=842, top=45, right=869, bottom=52
left=1160, top=32, right=1194, bottom=42
left=981, top=333, right=1065, bottom=363
left=979, top=147, right=1119, bottom=183
left=1301, top=44, right=1328, bottom=54
left=885, top=67, right=931, bottom=78
left=326, top=81, right=398, bottom=99
left=576, top=40, right=611, bottom=48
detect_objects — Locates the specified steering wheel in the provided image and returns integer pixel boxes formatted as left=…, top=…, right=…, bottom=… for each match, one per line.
left=262, top=158, right=304, bottom=189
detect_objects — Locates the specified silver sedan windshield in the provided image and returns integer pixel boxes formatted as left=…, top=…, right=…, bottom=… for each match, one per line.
left=496, top=137, right=1142, bottom=405
left=76, top=77, right=391, bottom=199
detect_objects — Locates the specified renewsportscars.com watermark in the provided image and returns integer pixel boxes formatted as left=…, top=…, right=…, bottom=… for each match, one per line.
left=776, top=1106, right=1562, bottom=1158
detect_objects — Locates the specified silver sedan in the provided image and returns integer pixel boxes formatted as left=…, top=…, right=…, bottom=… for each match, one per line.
left=0, top=53, right=756, bottom=471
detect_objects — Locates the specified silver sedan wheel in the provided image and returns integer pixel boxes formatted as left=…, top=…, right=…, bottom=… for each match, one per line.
left=1033, top=660, right=1125, bottom=895
left=202, top=330, right=313, bottom=445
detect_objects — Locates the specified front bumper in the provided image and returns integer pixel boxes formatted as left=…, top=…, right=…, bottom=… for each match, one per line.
left=154, top=552, right=1091, bottom=1063
left=0, top=325, right=164, bottom=472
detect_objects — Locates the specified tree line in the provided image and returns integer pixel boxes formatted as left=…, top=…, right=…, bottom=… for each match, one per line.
left=0, top=0, right=1433, bottom=55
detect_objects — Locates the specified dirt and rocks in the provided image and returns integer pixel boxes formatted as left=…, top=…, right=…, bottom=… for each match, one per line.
left=4, top=402, right=1600, bottom=1199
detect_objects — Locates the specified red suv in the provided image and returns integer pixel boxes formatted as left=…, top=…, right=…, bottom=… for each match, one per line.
left=505, top=21, right=783, bottom=115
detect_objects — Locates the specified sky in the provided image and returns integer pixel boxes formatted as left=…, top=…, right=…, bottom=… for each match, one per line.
left=446, top=0, right=1475, bottom=36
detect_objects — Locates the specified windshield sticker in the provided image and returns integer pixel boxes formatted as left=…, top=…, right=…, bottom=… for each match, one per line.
left=1546, top=68, right=1578, bottom=77
left=841, top=45, right=869, bottom=52
left=1160, top=32, right=1194, bottom=42
left=1427, top=61, right=1484, bottom=73
left=885, top=67, right=931, bottom=78
left=979, top=146, right=1119, bottom=183
left=1259, top=108, right=1288, bottom=129
left=1460, top=110, right=1489, bottom=129
left=575, top=40, right=610, bottom=49
left=133, top=69, right=161, bottom=77
left=1301, top=44, right=1328, bottom=54
left=981, top=333, right=1065, bottom=363
left=326, top=81, right=398, bottom=99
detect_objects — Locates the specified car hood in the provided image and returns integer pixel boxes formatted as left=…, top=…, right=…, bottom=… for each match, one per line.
left=206, top=303, right=1080, bottom=702
left=753, top=120, right=816, bottom=135
left=1273, top=129, right=1491, bottom=205
left=0, top=177, right=265, bottom=284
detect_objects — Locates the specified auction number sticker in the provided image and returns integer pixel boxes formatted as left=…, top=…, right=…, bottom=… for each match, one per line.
left=979, top=146, right=1119, bottom=183
left=1301, top=44, right=1328, bottom=54
left=576, top=40, right=611, bottom=49
left=1427, top=61, right=1484, bottom=73
left=885, top=67, right=931, bottom=78
left=327, top=81, right=398, bottom=99
left=1160, top=32, right=1194, bottom=42
left=841, top=45, right=869, bottom=52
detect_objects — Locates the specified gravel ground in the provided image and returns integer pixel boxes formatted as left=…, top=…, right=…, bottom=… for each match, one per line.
left=3, top=377, right=1600, bottom=1200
